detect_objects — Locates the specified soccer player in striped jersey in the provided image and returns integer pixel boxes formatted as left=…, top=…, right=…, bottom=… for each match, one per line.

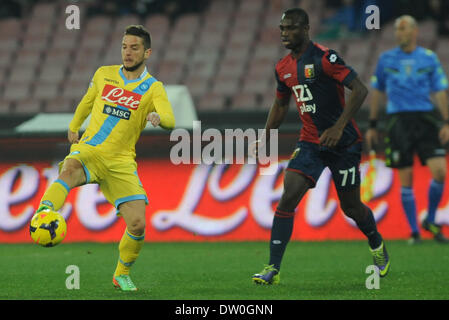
left=36, top=25, right=175, bottom=291
left=252, top=8, right=389, bottom=285
left=366, top=15, right=449, bottom=244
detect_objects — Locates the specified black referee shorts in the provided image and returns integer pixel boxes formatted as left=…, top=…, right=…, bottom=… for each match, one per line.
left=384, top=112, right=446, bottom=168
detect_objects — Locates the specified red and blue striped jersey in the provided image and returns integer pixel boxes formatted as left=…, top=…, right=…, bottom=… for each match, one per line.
left=275, top=41, right=362, bottom=148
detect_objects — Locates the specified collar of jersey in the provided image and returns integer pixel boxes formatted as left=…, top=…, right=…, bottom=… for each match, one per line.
left=119, top=66, right=149, bottom=86
left=290, top=40, right=313, bottom=61
left=396, top=46, right=420, bottom=56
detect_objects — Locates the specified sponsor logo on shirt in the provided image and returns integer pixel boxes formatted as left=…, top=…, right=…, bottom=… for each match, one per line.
left=103, top=104, right=131, bottom=120
left=328, top=53, right=338, bottom=63
left=292, top=84, right=313, bottom=102
left=104, top=78, right=120, bottom=85
left=299, top=103, right=316, bottom=115
left=290, top=147, right=300, bottom=160
left=291, top=84, right=316, bottom=115
left=101, top=84, right=142, bottom=109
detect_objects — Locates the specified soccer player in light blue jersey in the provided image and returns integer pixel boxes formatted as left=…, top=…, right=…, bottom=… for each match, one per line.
left=366, top=15, right=449, bottom=244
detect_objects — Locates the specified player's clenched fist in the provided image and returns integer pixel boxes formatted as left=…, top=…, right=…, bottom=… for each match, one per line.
left=67, top=129, right=79, bottom=144
left=319, top=125, right=343, bottom=147
left=147, top=112, right=161, bottom=127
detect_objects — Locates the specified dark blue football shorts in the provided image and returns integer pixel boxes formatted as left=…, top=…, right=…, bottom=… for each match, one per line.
left=286, top=140, right=362, bottom=191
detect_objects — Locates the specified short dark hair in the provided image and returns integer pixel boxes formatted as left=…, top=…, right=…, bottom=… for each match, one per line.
left=124, top=25, right=151, bottom=49
left=283, top=8, right=309, bottom=26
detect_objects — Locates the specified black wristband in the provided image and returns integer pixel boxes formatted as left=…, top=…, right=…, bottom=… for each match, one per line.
left=369, top=119, right=377, bottom=129
left=444, top=119, right=449, bottom=125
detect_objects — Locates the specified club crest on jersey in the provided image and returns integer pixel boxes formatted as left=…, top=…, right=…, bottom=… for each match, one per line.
left=405, top=65, right=412, bottom=76
left=139, top=82, right=150, bottom=91
left=304, top=64, right=315, bottom=78
left=101, top=84, right=142, bottom=109
left=290, top=147, right=300, bottom=160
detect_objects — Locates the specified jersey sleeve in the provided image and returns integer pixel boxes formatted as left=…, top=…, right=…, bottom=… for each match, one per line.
left=275, top=69, right=290, bottom=99
left=150, top=81, right=175, bottom=129
left=321, top=50, right=357, bottom=86
left=371, top=55, right=386, bottom=91
left=69, top=68, right=101, bottom=132
left=430, top=53, right=449, bottom=92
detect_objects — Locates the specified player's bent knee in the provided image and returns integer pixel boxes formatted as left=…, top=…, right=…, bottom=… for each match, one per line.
left=60, top=159, right=86, bottom=187
left=127, top=219, right=146, bottom=236
left=119, top=201, right=147, bottom=236
left=278, top=189, right=304, bottom=212
left=433, top=167, right=446, bottom=183
left=340, top=201, right=365, bottom=220
left=342, top=207, right=357, bottom=220
left=277, top=198, right=298, bottom=213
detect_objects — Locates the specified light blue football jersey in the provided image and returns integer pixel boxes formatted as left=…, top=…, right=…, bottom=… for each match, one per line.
left=371, top=46, right=448, bottom=114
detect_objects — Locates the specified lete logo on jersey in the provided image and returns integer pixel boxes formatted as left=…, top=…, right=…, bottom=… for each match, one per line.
left=101, top=84, right=142, bottom=109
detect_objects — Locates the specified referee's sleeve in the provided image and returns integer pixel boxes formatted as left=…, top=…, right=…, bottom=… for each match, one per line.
left=371, top=56, right=386, bottom=92
left=430, top=53, right=449, bottom=92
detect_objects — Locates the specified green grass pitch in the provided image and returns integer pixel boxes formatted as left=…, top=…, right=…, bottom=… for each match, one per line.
left=1, top=241, right=448, bottom=300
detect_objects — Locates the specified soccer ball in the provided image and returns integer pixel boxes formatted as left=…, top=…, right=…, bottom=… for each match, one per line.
left=29, top=209, right=67, bottom=247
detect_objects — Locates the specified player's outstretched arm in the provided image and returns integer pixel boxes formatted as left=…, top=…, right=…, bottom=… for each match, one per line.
left=320, top=77, right=368, bottom=147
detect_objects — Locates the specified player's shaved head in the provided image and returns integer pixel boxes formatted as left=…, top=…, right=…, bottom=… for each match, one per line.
left=394, top=15, right=417, bottom=30
left=394, top=15, right=418, bottom=52
left=282, top=8, right=309, bottom=26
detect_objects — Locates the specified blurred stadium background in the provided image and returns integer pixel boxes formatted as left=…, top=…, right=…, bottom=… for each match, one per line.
left=0, top=0, right=447, bottom=114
